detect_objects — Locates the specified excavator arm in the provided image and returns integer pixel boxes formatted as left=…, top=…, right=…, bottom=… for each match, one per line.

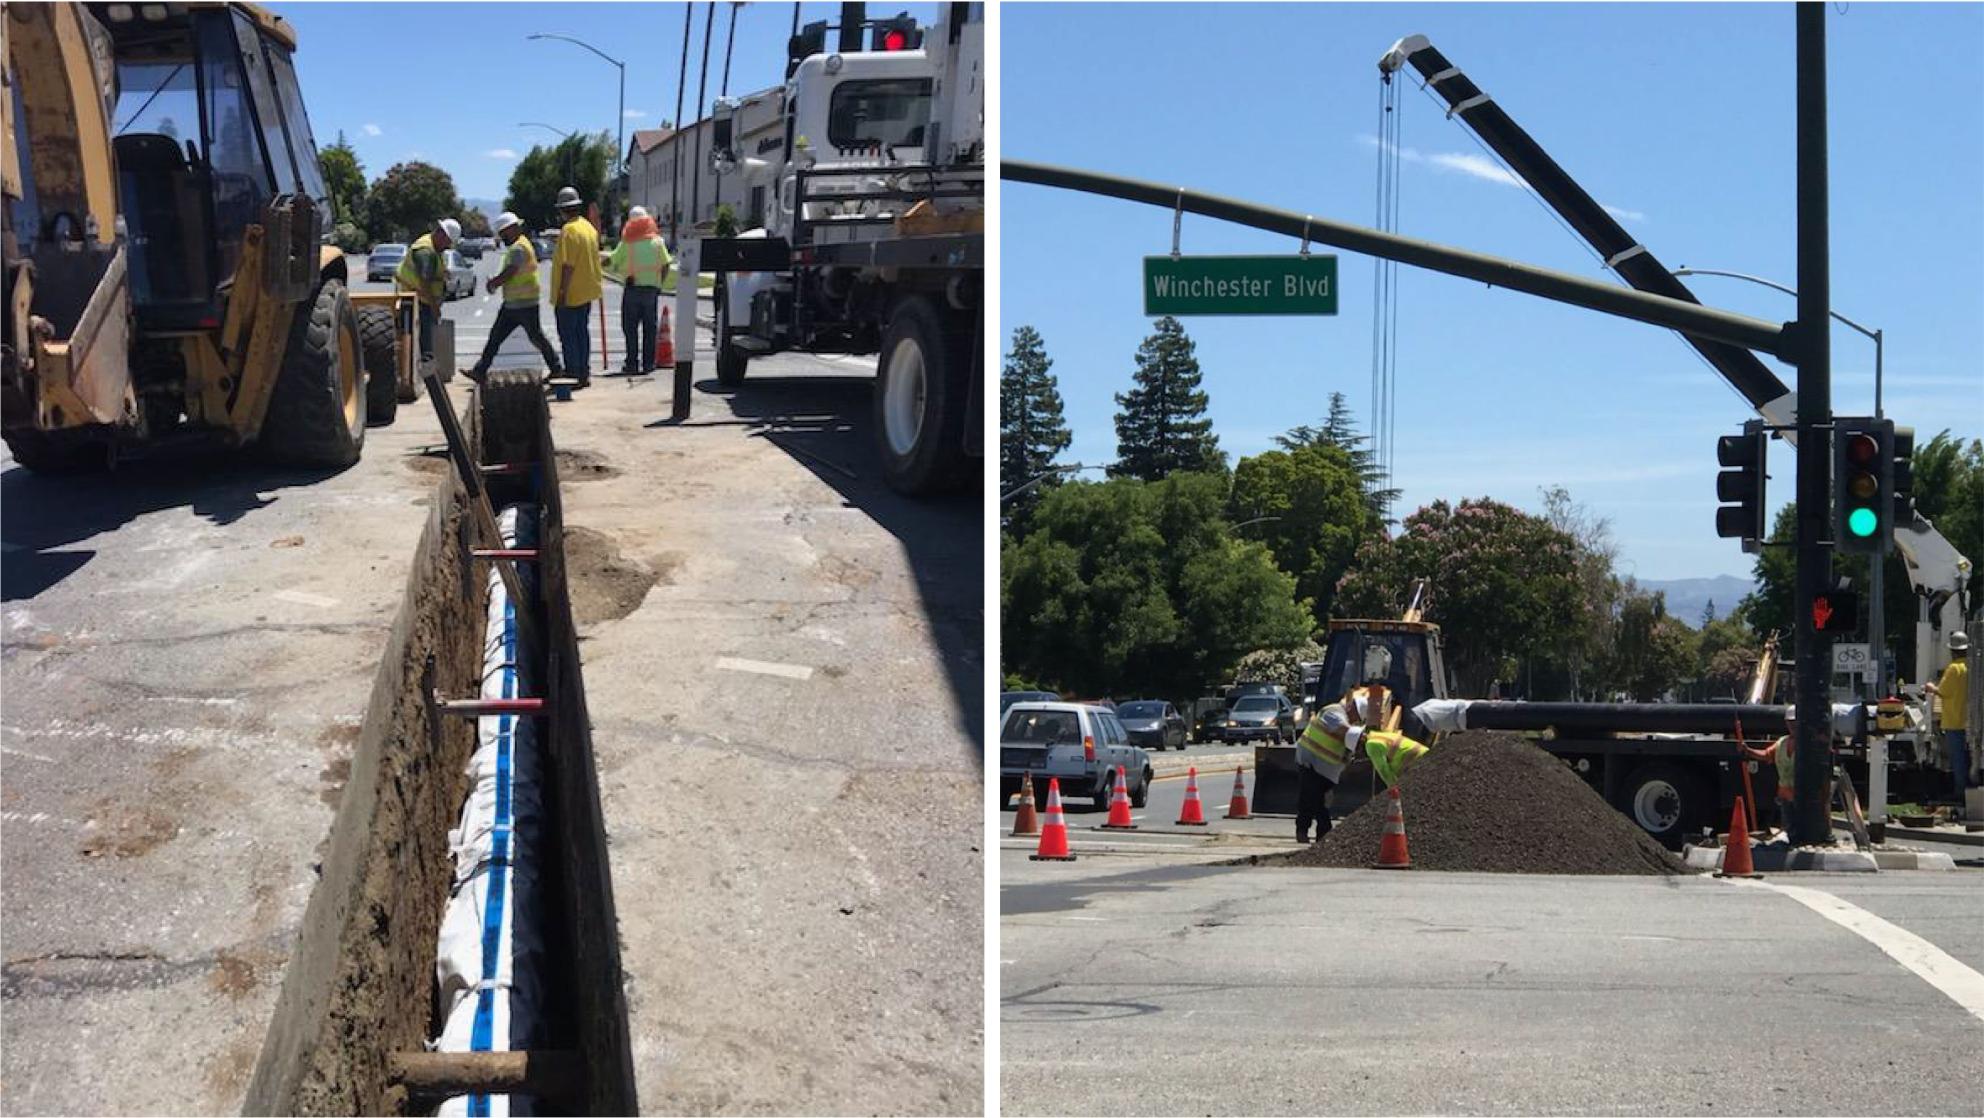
left=1378, top=34, right=1971, bottom=680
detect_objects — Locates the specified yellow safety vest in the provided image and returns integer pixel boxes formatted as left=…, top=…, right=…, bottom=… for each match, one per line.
left=396, top=234, right=443, bottom=306
left=1362, top=729, right=1429, bottom=788
left=623, top=236, right=670, bottom=288
left=1298, top=714, right=1352, bottom=770
left=1773, top=734, right=1795, bottom=801
left=500, top=235, right=541, bottom=307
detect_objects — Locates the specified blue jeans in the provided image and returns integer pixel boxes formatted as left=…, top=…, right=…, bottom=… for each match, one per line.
left=555, top=304, right=591, bottom=379
left=622, top=286, right=659, bottom=372
left=417, top=301, right=438, bottom=362
left=1948, top=730, right=1971, bottom=800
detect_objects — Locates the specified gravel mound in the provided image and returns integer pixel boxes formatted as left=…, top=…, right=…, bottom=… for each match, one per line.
left=1269, top=731, right=1689, bottom=875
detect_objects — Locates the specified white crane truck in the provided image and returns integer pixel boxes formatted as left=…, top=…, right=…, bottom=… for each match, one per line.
left=699, top=3, right=983, bottom=495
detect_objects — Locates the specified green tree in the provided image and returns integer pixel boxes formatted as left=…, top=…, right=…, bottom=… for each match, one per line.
left=1274, top=391, right=1398, bottom=525
left=1335, top=498, right=1582, bottom=695
left=1228, top=443, right=1369, bottom=624
left=504, top=132, right=614, bottom=233
left=1600, top=590, right=1700, bottom=702
left=318, top=131, right=366, bottom=225
left=457, top=207, right=492, bottom=238
left=364, top=161, right=462, bottom=244
left=1537, top=485, right=1625, bottom=700
left=1111, top=316, right=1223, bottom=480
left=1911, top=431, right=1984, bottom=606
left=1001, top=473, right=1309, bottom=698
left=1000, top=326, right=1073, bottom=521
left=1234, top=640, right=1325, bottom=698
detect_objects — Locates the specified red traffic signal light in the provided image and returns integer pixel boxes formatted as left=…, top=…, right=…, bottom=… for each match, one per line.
left=1810, top=590, right=1860, bottom=633
left=882, top=27, right=908, bottom=49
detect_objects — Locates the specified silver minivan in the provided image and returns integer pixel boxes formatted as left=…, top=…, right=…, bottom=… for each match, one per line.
left=999, top=701, right=1153, bottom=809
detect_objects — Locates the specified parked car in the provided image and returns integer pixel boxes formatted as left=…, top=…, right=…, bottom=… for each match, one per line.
left=999, top=701, right=1152, bottom=810
left=1116, top=700, right=1187, bottom=751
left=1220, top=694, right=1298, bottom=743
left=459, top=236, right=495, bottom=260
left=443, top=250, right=476, bottom=300
left=366, top=243, right=407, bottom=283
left=1189, top=696, right=1228, bottom=743
left=1000, top=690, right=1059, bottom=714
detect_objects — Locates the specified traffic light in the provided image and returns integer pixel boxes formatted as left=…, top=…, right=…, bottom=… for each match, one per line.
left=1890, top=424, right=1916, bottom=527
left=1810, top=589, right=1861, bottom=634
left=871, top=13, right=921, bottom=50
left=1715, top=421, right=1768, bottom=552
left=1833, top=416, right=1892, bottom=554
left=787, top=20, right=829, bottom=76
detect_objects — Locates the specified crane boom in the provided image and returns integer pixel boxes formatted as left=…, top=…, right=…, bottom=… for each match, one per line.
left=1379, top=34, right=1972, bottom=680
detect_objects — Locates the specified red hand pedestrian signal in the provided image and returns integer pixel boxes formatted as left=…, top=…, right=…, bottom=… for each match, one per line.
left=1812, top=596, right=1833, bottom=631
left=1807, top=590, right=1859, bottom=633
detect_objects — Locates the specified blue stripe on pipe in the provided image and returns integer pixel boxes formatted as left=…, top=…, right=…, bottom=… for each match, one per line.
left=468, top=590, right=519, bottom=1115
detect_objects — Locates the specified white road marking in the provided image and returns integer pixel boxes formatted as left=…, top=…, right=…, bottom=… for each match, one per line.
left=714, top=656, right=814, bottom=681
left=1065, top=916, right=1107, bottom=922
left=2, top=746, right=58, bottom=763
left=141, top=696, right=240, bottom=706
left=1735, top=879, right=1984, bottom=1025
left=273, top=589, right=340, bottom=609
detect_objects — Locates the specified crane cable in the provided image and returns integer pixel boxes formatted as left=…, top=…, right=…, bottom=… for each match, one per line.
left=1370, top=71, right=1404, bottom=524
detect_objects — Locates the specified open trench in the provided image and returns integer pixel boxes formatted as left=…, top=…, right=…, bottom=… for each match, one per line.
left=242, top=372, right=635, bottom=1115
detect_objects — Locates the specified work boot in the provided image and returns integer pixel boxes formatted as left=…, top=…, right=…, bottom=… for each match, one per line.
left=465, top=366, right=487, bottom=386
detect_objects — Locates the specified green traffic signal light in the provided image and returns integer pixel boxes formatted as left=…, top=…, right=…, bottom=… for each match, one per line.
left=1848, top=506, right=1879, bottom=537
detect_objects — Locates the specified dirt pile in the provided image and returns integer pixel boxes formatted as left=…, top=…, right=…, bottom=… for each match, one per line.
left=1275, top=732, right=1689, bottom=875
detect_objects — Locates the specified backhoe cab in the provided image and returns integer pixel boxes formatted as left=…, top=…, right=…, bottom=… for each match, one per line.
left=4, top=2, right=406, bottom=473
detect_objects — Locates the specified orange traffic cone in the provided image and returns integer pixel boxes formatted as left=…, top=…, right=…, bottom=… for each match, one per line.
left=1176, top=766, right=1208, bottom=826
left=1100, top=764, right=1138, bottom=830
left=1029, top=777, right=1076, bottom=861
left=1225, top=766, right=1251, bottom=819
left=1012, top=771, right=1040, bottom=837
left=655, top=304, right=676, bottom=367
left=1715, top=796, right=1762, bottom=879
left=1372, top=786, right=1412, bottom=869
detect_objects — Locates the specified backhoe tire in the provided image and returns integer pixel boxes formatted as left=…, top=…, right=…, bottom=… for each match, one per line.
left=2, top=428, right=108, bottom=474
left=874, top=295, right=971, bottom=495
left=356, top=305, right=399, bottom=427
left=479, top=369, right=541, bottom=468
left=262, top=278, right=365, bottom=468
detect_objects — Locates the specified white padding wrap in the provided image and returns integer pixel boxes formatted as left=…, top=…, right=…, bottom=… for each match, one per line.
left=435, top=504, right=545, bottom=1118
left=1413, top=699, right=1471, bottom=733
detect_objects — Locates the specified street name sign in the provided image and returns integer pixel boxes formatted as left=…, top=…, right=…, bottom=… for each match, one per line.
left=1144, top=255, right=1339, bottom=316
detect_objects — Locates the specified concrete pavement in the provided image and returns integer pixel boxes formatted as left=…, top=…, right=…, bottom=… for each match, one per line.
left=1001, top=849, right=1984, bottom=1115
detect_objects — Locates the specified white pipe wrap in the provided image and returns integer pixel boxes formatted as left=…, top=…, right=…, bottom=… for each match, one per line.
left=435, top=504, right=547, bottom=1118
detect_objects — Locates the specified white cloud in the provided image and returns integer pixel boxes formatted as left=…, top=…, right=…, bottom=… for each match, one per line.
left=486, top=148, right=518, bottom=160
left=362, top=123, right=382, bottom=137
left=1356, top=133, right=1646, bottom=223
left=623, top=109, right=647, bottom=119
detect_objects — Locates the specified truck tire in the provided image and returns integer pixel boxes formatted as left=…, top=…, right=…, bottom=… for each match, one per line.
left=262, top=278, right=365, bottom=468
left=714, top=287, right=749, bottom=387
left=356, top=305, right=399, bottom=427
left=1132, top=768, right=1152, bottom=809
left=874, top=295, right=970, bottom=495
left=479, top=369, right=541, bottom=468
left=1615, top=761, right=1710, bottom=849
left=2, top=428, right=107, bottom=474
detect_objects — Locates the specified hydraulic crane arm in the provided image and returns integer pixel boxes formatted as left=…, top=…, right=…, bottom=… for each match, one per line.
left=1379, top=34, right=1972, bottom=677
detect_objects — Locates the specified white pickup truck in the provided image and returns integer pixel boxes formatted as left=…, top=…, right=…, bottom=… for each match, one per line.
left=1000, top=702, right=1154, bottom=810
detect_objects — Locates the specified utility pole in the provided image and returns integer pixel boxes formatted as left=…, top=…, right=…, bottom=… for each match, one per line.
left=1790, top=1, right=1834, bottom=846
left=691, top=1, right=715, bottom=230
left=671, top=4, right=692, bottom=245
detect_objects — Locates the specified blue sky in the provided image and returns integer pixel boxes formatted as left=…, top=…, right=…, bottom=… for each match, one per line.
left=1001, top=3, right=1983, bottom=582
left=283, top=2, right=936, bottom=203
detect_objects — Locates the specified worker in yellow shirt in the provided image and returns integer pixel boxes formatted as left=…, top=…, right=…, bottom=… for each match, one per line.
left=1925, top=631, right=1972, bottom=803
left=604, top=206, right=673, bottom=375
left=549, top=185, right=603, bottom=387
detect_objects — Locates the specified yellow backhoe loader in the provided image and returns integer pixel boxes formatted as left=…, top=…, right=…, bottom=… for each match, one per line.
left=3, top=2, right=416, bottom=473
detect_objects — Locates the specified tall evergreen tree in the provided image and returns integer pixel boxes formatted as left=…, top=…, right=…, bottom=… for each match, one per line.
left=1274, top=390, right=1398, bottom=523
left=1111, top=316, right=1223, bottom=480
left=1000, top=326, right=1073, bottom=514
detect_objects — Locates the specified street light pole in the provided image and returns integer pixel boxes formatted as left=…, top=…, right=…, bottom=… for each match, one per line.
left=519, top=122, right=572, bottom=139
left=1000, top=464, right=1101, bottom=504
left=528, top=33, right=626, bottom=222
left=1672, top=268, right=1888, bottom=700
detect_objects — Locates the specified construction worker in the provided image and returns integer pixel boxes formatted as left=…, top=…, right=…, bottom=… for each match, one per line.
left=550, top=185, right=603, bottom=387
left=1743, top=705, right=1835, bottom=836
left=1346, top=722, right=1430, bottom=789
left=465, top=212, right=562, bottom=384
left=395, top=217, right=461, bottom=368
left=1294, top=703, right=1353, bottom=843
left=1925, top=630, right=1971, bottom=804
left=603, top=205, right=672, bottom=375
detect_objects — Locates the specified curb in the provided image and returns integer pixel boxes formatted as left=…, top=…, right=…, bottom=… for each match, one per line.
left=1683, top=844, right=1955, bottom=872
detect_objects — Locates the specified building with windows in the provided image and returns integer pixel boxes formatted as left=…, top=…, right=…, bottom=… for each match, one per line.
left=627, top=87, right=783, bottom=237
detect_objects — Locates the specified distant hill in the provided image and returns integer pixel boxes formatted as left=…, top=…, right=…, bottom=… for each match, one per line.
left=1637, top=575, right=1756, bottom=626
left=463, top=197, right=505, bottom=221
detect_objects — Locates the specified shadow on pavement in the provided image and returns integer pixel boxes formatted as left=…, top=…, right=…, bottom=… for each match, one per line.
left=685, top=372, right=984, bottom=764
left=0, top=453, right=342, bottom=601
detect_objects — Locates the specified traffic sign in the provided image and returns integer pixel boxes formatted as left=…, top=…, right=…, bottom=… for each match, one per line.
left=1833, top=643, right=1871, bottom=672
left=1144, top=255, right=1339, bottom=316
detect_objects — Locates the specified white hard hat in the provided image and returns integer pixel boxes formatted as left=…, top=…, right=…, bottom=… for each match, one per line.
left=436, top=217, right=462, bottom=243
left=628, top=205, right=649, bottom=220
left=493, top=211, right=522, bottom=235
left=1783, top=704, right=1797, bottom=723
left=1952, top=631, right=1971, bottom=652
left=555, top=185, right=582, bottom=209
